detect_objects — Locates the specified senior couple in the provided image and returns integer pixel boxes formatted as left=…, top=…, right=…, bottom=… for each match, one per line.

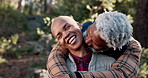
left=47, top=11, right=142, bottom=78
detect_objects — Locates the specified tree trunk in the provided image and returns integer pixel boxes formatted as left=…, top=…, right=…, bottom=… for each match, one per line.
left=44, top=0, right=47, bottom=13
left=18, top=0, right=22, bottom=11
left=47, top=0, right=53, bottom=15
left=134, top=0, right=148, bottom=48
left=17, top=0, right=25, bottom=13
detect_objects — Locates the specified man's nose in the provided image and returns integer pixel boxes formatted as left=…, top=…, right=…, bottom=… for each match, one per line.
left=63, top=31, right=70, bottom=39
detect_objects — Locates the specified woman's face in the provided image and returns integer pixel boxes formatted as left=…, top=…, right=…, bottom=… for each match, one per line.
left=85, top=22, right=108, bottom=50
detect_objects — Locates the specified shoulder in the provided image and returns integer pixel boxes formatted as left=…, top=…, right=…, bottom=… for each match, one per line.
left=50, top=43, right=69, bottom=54
left=90, top=53, right=115, bottom=71
left=127, top=37, right=142, bottom=51
left=92, top=53, right=116, bottom=62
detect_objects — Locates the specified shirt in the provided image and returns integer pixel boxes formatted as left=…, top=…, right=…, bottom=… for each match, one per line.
left=47, top=38, right=142, bottom=78
left=67, top=52, right=115, bottom=73
left=70, top=52, right=92, bottom=71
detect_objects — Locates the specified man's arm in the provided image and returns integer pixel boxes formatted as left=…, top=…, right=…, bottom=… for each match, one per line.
left=47, top=38, right=142, bottom=78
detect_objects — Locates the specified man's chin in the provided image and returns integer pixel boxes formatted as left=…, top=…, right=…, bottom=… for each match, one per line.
left=68, top=44, right=82, bottom=51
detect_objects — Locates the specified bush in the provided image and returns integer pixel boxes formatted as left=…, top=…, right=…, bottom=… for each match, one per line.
left=0, top=6, right=26, bottom=37
left=138, top=48, right=148, bottom=78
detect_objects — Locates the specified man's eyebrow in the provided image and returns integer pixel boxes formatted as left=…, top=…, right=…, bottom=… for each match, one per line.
left=56, top=23, right=68, bottom=37
left=63, top=23, right=68, bottom=29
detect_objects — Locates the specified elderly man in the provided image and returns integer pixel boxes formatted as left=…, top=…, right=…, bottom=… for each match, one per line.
left=47, top=11, right=142, bottom=78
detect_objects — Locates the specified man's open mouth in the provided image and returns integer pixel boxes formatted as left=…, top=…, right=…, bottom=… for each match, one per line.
left=67, top=35, right=76, bottom=44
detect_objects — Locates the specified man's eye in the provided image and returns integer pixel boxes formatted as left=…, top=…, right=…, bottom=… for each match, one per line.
left=65, top=25, right=70, bottom=30
left=57, top=34, right=62, bottom=39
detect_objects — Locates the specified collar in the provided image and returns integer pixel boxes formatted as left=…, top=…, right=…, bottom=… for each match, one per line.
left=70, top=52, right=92, bottom=63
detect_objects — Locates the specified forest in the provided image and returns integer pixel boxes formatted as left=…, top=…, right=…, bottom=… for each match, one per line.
left=0, top=0, right=147, bottom=78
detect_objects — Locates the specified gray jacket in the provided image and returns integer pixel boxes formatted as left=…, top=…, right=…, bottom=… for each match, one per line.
left=66, top=53, right=115, bottom=72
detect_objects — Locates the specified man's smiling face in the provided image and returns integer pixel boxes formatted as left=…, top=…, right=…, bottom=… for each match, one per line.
left=51, top=16, right=83, bottom=51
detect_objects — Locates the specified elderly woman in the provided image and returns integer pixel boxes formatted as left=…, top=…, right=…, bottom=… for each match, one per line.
left=47, top=11, right=142, bottom=78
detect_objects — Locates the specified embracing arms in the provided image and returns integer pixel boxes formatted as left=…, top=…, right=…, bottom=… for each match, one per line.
left=47, top=38, right=142, bottom=78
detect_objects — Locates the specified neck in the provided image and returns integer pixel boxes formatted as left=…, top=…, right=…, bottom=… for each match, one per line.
left=69, top=45, right=87, bottom=57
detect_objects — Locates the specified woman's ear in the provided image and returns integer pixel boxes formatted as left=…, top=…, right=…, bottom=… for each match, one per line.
left=77, top=22, right=82, bottom=29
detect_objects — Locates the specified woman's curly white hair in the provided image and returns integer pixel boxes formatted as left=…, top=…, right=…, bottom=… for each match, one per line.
left=95, top=11, right=133, bottom=50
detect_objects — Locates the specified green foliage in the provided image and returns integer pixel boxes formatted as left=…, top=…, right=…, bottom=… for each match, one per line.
left=50, top=0, right=137, bottom=23
left=0, top=34, right=19, bottom=54
left=31, top=58, right=47, bottom=69
left=11, top=34, right=19, bottom=45
left=31, top=62, right=45, bottom=68
left=0, top=56, right=8, bottom=64
left=43, top=17, right=51, bottom=27
left=138, top=48, right=148, bottom=78
left=36, top=16, right=56, bottom=54
left=6, top=45, right=34, bottom=58
left=0, top=5, right=26, bottom=37
left=51, top=0, right=92, bottom=22
left=113, top=0, right=138, bottom=18
left=0, top=34, right=35, bottom=58
left=100, top=0, right=116, bottom=11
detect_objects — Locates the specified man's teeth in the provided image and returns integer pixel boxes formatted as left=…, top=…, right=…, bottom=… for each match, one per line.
left=69, top=36, right=76, bottom=44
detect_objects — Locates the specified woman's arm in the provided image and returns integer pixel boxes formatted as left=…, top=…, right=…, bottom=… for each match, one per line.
left=47, top=38, right=142, bottom=78
left=46, top=43, right=70, bottom=77
left=74, top=38, right=142, bottom=78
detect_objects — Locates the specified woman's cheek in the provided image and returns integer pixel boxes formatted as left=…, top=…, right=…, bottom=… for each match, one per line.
left=85, top=36, right=92, bottom=46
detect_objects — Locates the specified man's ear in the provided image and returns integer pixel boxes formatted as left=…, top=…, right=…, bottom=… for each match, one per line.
left=77, top=22, right=82, bottom=29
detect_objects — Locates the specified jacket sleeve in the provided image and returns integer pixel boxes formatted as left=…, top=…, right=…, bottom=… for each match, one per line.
left=46, top=43, right=70, bottom=78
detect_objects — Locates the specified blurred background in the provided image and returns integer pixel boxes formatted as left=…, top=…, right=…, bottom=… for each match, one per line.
left=0, top=0, right=147, bottom=78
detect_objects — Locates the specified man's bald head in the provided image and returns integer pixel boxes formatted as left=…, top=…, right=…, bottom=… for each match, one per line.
left=51, top=16, right=81, bottom=37
left=51, top=16, right=78, bottom=33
